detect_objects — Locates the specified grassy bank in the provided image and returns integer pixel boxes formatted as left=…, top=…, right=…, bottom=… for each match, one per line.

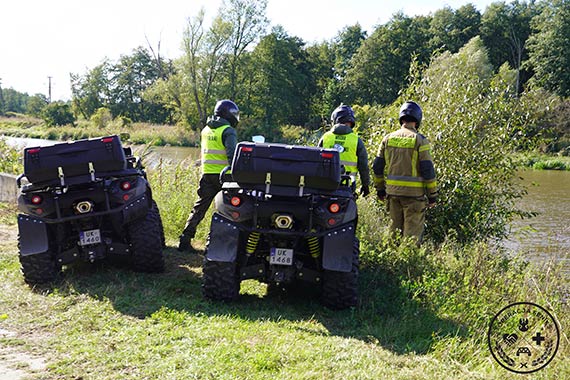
left=0, top=162, right=568, bottom=379
left=0, top=114, right=200, bottom=147
left=515, top=152, right=570, bottom=171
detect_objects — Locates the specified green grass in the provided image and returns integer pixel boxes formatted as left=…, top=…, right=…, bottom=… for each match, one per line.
left=0, top=114, right=200, bottom=147
left=1, top=198, right=568, bottom=379
left=515, top=152, right=570, bottom=171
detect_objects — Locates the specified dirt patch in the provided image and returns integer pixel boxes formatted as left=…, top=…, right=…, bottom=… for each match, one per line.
left=0, top=329, right=46, bottom=380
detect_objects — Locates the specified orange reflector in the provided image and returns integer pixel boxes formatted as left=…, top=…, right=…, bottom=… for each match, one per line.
left=328, top=203, right=340, bottom=213
left=230, top=196, right=241, bottom=206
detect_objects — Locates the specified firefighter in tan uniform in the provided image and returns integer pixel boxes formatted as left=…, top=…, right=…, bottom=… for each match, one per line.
left=318, top=104, right=370, bottom=196
left=372, top=101, right=437, bottom=243
left=178, top=99, right=239, bottom=252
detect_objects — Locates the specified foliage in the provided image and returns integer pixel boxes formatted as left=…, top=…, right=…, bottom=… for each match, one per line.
left=345, top=13, right=431, bottom=106
left=364, top=38, right=535, bottom=244
left=90, top=107, right=113, bottom=129
left=428, top=4, right=481, bottom=53
left=0, top=138, right=23, bottom=174
left=526, top=0, right=570, bottom=97
left=42, top=101, right=76, bottom=127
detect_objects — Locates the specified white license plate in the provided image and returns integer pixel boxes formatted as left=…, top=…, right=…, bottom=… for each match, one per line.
left=79, top=229, right=101, bottom=246
left=269, top=248, right=293, bottom=266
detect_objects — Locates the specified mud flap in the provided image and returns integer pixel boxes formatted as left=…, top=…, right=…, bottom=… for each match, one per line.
left=322, top=224, right=355, bottom=272
left=17, top=215, right=49, bottom=256
left=205, top=214, right=240, bottom=262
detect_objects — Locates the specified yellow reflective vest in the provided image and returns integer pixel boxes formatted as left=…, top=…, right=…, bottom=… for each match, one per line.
left=321, top=131, right=359, bottom=173
left=201, top=125, right=230, bottom=174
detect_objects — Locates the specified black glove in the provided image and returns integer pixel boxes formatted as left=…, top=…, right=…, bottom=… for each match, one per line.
left=376, top=189, right=386, bottom=201
left=360, top=184, right=370, bottom=197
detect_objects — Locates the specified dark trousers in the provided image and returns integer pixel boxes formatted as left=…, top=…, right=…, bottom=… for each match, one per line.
left=181, top=174, right=222, bottom=239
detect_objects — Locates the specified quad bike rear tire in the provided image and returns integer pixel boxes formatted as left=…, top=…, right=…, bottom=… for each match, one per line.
left=321, top=237, right=359, bottom=309
left=127, top=202, right=165, bottom=273
left=19, top=233, right=60, bottom=285
left=202, top=260, right=240, bottom=301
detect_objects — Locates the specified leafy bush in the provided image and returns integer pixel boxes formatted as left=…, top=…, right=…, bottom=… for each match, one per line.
left=42, top=102, right=76, bottom=127
left=90, top=107, right=113, bottom=129
left=363, top=38, right=538, bottom=244
left=0, top=138, right=23, bottom=174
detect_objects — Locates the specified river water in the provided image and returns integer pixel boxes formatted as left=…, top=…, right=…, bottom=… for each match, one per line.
left=3, top=136, right=569, bottom=262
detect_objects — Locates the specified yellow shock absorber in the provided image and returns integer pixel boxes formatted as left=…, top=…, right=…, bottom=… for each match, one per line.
left=306, top=235, right=320, bottom=258
left=246, top=231, right=261, bottom=254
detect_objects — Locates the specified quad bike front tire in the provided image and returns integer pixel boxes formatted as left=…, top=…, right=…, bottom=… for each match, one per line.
left=127, top=202, right=165, bottom=273
left=321, top=237, right=360, bottom=309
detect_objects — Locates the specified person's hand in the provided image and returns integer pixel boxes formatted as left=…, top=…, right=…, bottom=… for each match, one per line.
left=377, top=190, right=386, bottom=201
left=428, top=197, right=437, bottom=208
left=360, top=184, right=370, bottom=197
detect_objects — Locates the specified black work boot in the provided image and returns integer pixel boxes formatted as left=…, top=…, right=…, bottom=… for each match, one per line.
left=177, top=234, right=191, bottom=252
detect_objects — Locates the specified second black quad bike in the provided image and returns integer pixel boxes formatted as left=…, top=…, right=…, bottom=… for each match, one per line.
left=202, top=141, right=359, bottom=309
left=16, top=135, right=165, bottom=285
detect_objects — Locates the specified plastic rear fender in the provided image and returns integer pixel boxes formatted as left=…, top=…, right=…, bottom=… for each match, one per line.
left=17, top=215, right=49, bottom=256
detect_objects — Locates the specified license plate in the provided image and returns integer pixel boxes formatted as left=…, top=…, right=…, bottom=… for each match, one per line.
left=79, top=229, right=101, bottom=246
left=269, top=248, right=293, bottom=266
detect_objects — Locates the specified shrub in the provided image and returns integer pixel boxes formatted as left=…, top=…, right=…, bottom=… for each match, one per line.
left=42, top=102, right=76, bottom=127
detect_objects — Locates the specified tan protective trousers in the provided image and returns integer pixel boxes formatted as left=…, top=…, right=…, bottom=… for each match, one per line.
left=387, top=196, right=427, bottom=243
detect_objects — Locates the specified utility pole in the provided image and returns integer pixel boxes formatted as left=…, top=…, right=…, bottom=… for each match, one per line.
left=48, top=76, right=52, bottom=103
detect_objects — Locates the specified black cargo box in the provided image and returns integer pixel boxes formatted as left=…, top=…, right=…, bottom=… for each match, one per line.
left=23, top=135, right=127, bottom=184
left=231, top=142, right=341, bottom=191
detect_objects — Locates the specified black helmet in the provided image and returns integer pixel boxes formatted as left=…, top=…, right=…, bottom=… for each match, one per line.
left=331, top=104, right=356, bottom=125
left=214, top=99, right=240, bottom=127
left=399, top=101, right=422, bottom=127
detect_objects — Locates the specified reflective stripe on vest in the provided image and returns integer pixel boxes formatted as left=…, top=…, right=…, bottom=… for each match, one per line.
left=201, top=125, right=230, bottom=174
left=322, top=131, right=358, bottom=173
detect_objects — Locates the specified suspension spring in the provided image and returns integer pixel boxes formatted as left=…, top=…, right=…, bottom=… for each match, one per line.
left=307, top=236, right=320, bottom=258
left=246, top=231, right=261, bottom=254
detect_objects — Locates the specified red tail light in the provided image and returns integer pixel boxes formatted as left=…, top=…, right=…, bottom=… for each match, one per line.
left=31, top=195, right=43, bottom=205
left=327, top=218, right=336, bottom=226
left=35, top=208, right=44, bottom=215
left=328, top=203, right=340, bottom=213
left=230, top=196, right=241, bottom=207
left=241, top=146, right=253, bottom=152
left=123, top=194, right=130, bottom=201
left=321, top=152, right=334, bottom=159
left=102, top=137, right=114, bottom=143
left=120, top=181, right=132, bottom=190
left=27, top=148, right=41, bottom=154
left=231, top=211, right=240, bottom=220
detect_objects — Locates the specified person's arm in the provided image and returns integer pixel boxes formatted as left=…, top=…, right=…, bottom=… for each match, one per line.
left=372, top=137, right=387, bottom=200
left=356, top=138, right=370, bottom=195
left=222, top=127, right=238, bottom=165
left=418, top=136, right=438, bottom=204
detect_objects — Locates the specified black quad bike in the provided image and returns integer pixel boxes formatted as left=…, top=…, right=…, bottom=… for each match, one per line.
left=16, top=135, right=165, bottom=285
left=202, top=141, right=359, bottom=309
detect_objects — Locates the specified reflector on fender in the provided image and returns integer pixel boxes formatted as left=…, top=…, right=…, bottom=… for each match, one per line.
left=31, top=195, right=43, bottom=205
left=230, top=196, right=241, bottom=206
left=328, top=203, right=340, bottom=213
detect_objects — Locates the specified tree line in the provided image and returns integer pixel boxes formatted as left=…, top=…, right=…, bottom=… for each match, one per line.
left=1, top=0, right=569, bottom=141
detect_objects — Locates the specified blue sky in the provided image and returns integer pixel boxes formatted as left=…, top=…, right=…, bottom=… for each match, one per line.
left=1, top=0, right=510, bottom=101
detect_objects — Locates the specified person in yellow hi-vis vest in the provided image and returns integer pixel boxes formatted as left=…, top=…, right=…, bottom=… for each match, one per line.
left=178, top=99, right=239, bottom=252
left=318, top=104, right=370, bottom=196
left=372, top=101, right=438, bottom=243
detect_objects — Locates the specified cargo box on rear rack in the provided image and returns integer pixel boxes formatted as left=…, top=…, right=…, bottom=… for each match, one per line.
left=23, top=135, right=127, bottom=185
left=231, top=142, right=341, bottom=193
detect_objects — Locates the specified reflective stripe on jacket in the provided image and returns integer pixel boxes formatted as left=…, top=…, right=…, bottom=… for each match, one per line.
left=373, top=126, right=437, bottom=198
left=201, top=124, right=230, bottom=174
left=321, top=131, right=359, bottom=173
